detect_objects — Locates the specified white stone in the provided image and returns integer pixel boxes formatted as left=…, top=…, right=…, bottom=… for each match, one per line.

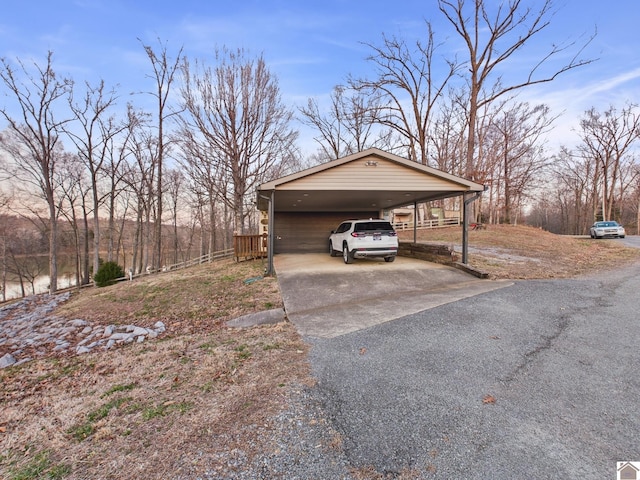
left=108, top=332, right=132, bottom=341
left=0, top=353, right=16, bottom=368
left=76, top=345, right=91, bottom=354
left=131, top=326, right=149, bottom=336
left=68, top=319, right=88, bottom=327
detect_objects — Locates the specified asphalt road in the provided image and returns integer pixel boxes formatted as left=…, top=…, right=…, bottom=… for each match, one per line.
left=306, top=243, right=640, bottom=479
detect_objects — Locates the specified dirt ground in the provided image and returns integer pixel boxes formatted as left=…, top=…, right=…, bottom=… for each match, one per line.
left=1, top=225, right=639, bottom=479
left=397, top=224, right=640, bottom=279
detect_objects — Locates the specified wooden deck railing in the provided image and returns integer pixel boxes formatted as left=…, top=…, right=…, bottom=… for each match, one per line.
left=233, top=233, right=268, bottom=261
left=393, top=217, right=460, bottom=230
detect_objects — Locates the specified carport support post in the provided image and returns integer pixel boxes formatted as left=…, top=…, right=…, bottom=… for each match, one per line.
left=259, top=191, right=275, bottom=276
left=413, top=200, right=418, bottom=243
left=267, top=190, right=275, bottom=275
left=462, top=192, right=481, bottom=264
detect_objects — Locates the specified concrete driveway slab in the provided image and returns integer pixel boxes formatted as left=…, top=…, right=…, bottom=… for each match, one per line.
left=274, top=253, right=512, bottom=338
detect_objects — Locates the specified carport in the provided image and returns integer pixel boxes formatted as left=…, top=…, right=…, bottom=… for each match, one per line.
left=256, top=148, right=485, bottom=273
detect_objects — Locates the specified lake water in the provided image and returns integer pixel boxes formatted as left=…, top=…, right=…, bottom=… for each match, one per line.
left=3, top=275, right=77, bottom=301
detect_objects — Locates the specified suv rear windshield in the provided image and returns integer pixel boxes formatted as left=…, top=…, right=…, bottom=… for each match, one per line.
left=354, top=221, right=394, bottom=232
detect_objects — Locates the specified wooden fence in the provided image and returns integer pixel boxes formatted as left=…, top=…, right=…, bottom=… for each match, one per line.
left=393, top=217, right=460, bottom=230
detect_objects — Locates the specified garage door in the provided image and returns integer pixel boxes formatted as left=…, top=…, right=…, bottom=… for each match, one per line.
left=274, top=211, right=378, bottom=253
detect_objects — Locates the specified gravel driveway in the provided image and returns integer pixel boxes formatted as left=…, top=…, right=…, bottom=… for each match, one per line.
left=305, top=259, right=640, bottom=479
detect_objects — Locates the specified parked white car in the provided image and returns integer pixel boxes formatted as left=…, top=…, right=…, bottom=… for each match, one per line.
left=589, top=221, right=626, bottom=239
left=329, top=219, right=398, bottom=264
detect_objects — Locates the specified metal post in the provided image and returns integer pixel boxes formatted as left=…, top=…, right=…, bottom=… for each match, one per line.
left=267, top=191, right=275, bottom=276
left=462, top=192, right=482, bottom=264
left=413, top=201, right=418, bottom=243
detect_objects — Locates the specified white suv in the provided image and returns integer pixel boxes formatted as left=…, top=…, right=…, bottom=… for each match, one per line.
left=329, top=219, right=398, bottom=264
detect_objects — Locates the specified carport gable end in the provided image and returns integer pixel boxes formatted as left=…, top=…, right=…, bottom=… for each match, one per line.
left=256, top=148, right=484, bottom=258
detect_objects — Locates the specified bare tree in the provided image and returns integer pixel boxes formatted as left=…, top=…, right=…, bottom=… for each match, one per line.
left=122, top=124, right=157, bottom=274
left=299, top=85, right=391, bottom=160
left=629, top=164, right=640, bottom=235
left=175, top=126, right=224, bottom=252
left=165, top=168, right=186, bottom=265
left=141, top=39, right=183, bottom=270
left=487, top=101, right=554, bottom=223
left=56, top=152, right=91, bottom=285
left=437, top=0, right=596, bottom=178
left=3, top=222, right=48, bottom=297
left=0, top=208, right=15, bottom=302
left=64, top=79, right=123, bottom=277
left=0, top=51, right=72, bottom=293
left=103, top=105, right=146, bottom=264
left=351, top=24, right=459, bottom=165
left=430, top=90, right=468, bottom=174
left=577, top=104, right=640, bottom=222
left=180, top=48, right=299, bottom=235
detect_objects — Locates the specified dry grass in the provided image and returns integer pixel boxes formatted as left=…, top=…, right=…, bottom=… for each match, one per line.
left=398, top=224, right=640, bottom=279
left=2, top=226, right=639, bottom=479
left=1, top=258, right=311, bottom=480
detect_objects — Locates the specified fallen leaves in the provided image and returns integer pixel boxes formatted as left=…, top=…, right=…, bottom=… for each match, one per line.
left=482, top=394, right=496, bottom=404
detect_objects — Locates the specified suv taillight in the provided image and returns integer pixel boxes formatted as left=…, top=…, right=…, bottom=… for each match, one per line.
left=351, top=232, right=367, bottom=237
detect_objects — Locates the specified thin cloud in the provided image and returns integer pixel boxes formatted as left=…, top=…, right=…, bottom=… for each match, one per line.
left=575, top=67, right=640, bottom=100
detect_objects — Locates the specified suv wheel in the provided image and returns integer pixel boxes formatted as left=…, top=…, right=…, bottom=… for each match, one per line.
left=329, top=241, right=338, bottom=257
left=384, top=256, right=395, bottom=263
left=342, top=244, right=354, bottom=264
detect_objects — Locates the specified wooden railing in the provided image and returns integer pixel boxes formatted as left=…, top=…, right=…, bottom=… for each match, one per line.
left=393, top=217, right=460, bottom=230
left=233, top=233, right=268, bottom=261
left=9, top=249, right=237, bottom=301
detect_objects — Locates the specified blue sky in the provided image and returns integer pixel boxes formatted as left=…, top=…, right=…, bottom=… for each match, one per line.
left=1, top=0, right=639, bottom=155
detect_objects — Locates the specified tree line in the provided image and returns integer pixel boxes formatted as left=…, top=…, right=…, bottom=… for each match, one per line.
left=1, top=0, right=639, bottom=298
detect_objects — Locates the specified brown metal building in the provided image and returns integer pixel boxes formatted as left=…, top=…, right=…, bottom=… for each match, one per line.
left=256, top=148, right=485, bottom=261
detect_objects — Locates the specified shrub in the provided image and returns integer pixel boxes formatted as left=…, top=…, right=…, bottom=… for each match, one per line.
left=94, top=261, right=125, bottom=287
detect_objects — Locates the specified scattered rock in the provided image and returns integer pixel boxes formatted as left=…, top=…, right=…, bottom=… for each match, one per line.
left=131, top=326, right=149, bottom=336
left=0, top=293, right=168, bottom=368
left=68, top=319, right=88, bottom=327
left=0, top=352, right=16, bottom=368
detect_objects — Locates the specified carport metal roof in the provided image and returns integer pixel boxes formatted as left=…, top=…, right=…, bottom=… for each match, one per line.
left=257, top=148, right=485, bottom=212
left=256, top=148, right=486, bottom=271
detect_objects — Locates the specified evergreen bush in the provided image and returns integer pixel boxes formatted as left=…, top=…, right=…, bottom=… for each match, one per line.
left=94, top=261, right=125, bottom=287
